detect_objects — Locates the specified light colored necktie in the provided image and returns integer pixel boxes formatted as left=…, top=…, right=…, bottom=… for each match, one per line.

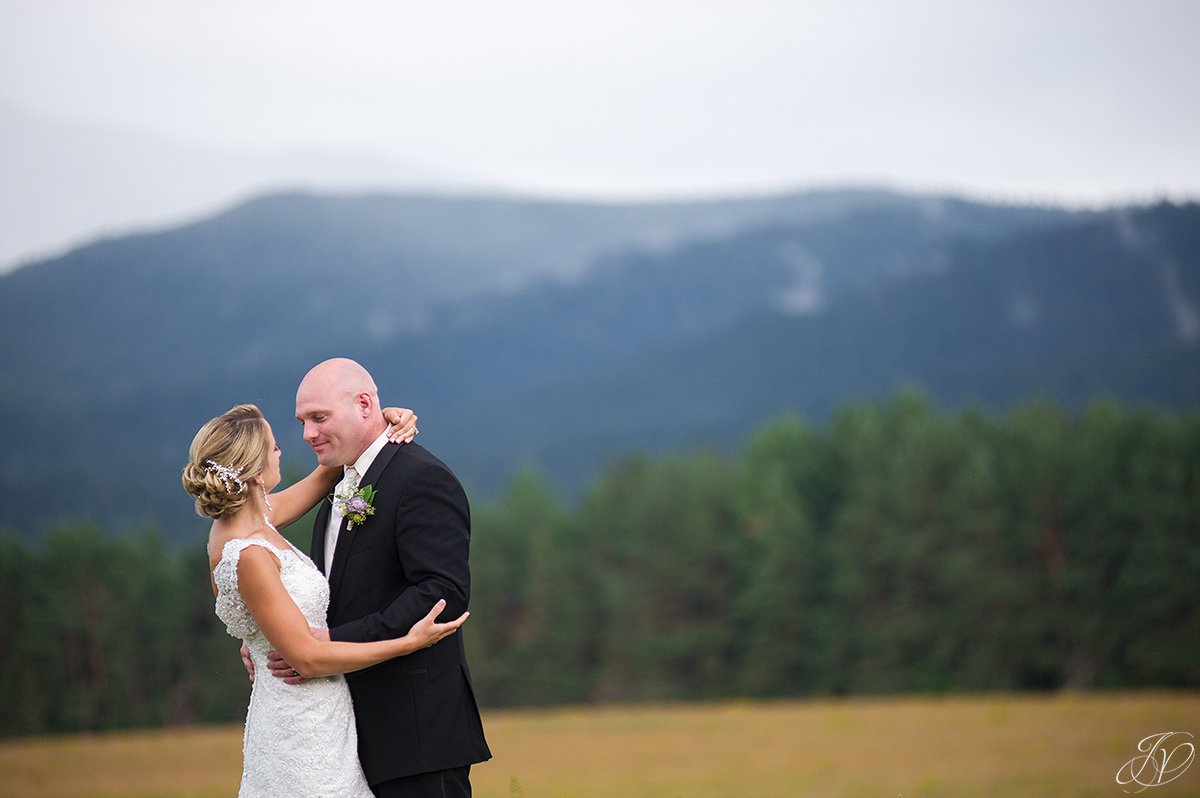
left=341, top=466, right=360, bottom=499
left=326, top=466, right=359, bottom=576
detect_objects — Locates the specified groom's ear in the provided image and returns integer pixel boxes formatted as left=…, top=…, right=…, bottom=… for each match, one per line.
left=353, top=391, right=374, bottom=417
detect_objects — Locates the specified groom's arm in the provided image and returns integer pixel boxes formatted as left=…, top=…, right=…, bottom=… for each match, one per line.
left=328, top=462, right=471, bottom=644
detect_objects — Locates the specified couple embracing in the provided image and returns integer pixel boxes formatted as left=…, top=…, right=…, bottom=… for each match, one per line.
left=183, top=358, right=491, bottom=797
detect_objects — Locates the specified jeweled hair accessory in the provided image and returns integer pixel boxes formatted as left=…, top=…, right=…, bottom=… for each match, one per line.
left=203, top=460, right=246, bottom=494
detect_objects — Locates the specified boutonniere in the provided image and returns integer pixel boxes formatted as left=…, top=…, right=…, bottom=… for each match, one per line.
left=333, top=481, right=377, bottom=530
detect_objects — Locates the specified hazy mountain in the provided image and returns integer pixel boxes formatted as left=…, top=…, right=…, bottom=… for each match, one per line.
left=2, top=188, right=1193, bottom=541
left=378, top=201, right=1199, bottom=493
left=0, top=103, right=458, bottom=272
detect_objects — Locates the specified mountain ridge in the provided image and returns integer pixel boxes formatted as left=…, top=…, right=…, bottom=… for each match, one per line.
left=0, top=188, right=1191, bottom=540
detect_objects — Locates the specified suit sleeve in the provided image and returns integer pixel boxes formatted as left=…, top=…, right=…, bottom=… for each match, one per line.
left=328, top=461, right=471, bottom=643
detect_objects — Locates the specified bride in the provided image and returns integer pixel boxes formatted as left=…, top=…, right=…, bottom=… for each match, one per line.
left=182, top=403, right=465, bottom=797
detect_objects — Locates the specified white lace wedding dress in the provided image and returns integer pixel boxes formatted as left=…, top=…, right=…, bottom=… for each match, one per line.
left=213, top=536, right=373, bottom=798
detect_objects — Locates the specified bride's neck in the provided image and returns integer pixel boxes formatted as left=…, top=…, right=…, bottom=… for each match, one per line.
left=223, top=488, right=270, bottom=535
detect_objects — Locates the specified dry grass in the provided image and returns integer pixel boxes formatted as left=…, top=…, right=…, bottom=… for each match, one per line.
left=1, top=692, right=1196, bottom=797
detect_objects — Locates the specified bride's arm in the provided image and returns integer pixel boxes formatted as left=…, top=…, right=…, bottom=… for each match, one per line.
left=267, top=407, right=418, bottom=529
left=236, top=546, right=466, bottom=678
left=266, top=465, right=339, bottom=530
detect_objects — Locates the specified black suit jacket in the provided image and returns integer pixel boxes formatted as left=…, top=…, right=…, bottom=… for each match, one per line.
left=311, top=441, right=491, bottom=784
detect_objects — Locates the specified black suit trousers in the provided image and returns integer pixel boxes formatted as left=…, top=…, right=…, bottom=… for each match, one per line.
left=371, top=765, right=471, bottom=798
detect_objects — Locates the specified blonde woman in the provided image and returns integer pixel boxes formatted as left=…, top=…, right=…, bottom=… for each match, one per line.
left=182, top=403, right=467, bottom=797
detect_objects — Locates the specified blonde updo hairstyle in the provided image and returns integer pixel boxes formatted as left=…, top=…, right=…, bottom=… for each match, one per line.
left=182, top=404, right=271, bottom=520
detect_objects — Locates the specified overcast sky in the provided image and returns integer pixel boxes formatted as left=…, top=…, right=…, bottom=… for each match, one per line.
left=1, top=0, right=1198, bottom=267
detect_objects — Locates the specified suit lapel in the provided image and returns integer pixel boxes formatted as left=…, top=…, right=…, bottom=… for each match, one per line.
left=328, top=443, right=402, bottom=612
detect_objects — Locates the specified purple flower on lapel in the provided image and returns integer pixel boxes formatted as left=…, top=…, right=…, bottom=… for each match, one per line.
left=332, top=481, right=377, bottom=530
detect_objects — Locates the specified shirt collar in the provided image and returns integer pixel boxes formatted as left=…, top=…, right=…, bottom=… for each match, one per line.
left=349, top=428, right=390, bottom=479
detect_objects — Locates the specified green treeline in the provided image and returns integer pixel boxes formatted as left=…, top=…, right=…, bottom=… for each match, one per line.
left=470, top=394, right=1199, bottom=705
left=0, top=528, right=249, bottom=736
left=2, top=394, right=1198, bottom=736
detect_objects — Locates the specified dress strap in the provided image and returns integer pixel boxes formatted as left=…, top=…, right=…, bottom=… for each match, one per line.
left=213, top=537, right=285, bottom=594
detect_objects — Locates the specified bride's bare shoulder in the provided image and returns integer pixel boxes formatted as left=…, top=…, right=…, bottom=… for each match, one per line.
left=233, top=540, right=284, bottom=578
left=208, top=529, right=279, bottom=571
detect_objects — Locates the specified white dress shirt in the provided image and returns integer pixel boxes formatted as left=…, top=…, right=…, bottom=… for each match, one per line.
left=325, top=428, right=391, bottom=577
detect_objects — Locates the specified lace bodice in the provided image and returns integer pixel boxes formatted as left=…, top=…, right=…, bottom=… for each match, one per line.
left=212, top=537, right=372, bottom=797
left=214, top=536, right=330, bottom=647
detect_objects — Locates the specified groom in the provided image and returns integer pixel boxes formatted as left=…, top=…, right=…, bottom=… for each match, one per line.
left=278, top=357, right=491, bottom=797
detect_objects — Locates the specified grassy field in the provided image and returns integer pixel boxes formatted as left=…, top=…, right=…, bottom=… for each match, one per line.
left=0, top=692, right=1196, bottom=797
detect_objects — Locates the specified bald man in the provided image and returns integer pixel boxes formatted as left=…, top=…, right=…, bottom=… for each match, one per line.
left=280, top=358, right=491, bottom=797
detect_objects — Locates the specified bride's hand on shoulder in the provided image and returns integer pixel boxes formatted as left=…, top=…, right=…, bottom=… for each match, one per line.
left=406, top=599, right=468, bottom=651
left=383, top=407, right=418, bottom=444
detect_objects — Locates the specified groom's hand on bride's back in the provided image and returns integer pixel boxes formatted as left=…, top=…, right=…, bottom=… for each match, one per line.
left=266, top=627, right=330, bottom=685
left=240, top=642, right=254, bottom=683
